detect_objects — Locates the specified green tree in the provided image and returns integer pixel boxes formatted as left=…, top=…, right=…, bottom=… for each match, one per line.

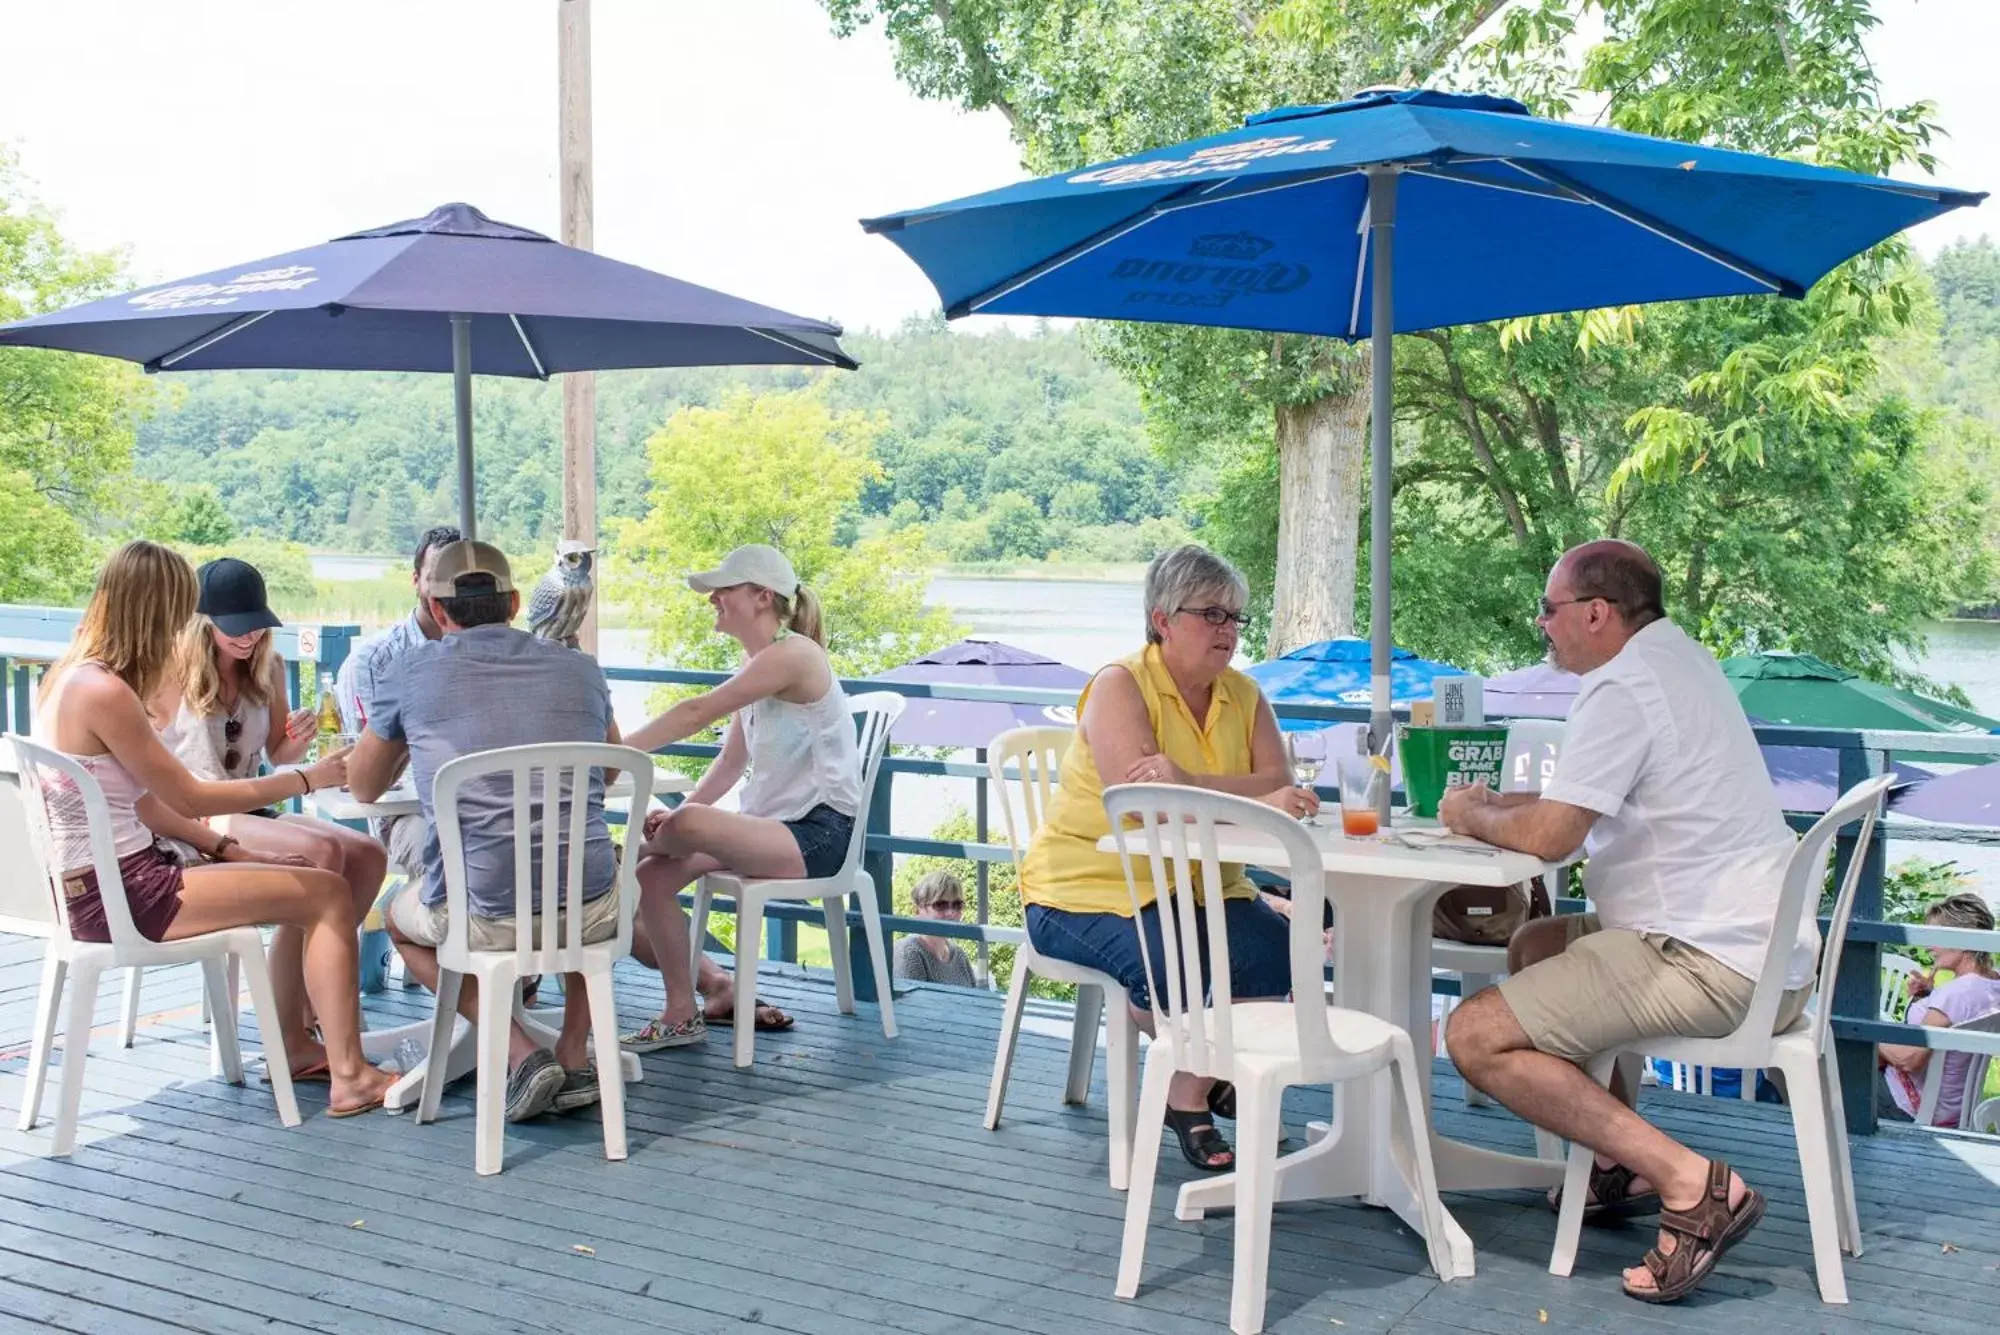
left=822, top=0, right=1510, bottom=651
left=613, top=387, right=962, bottom=678
left=985, top=489, right=1050, bottom=559
left=0, top=149, right=153, bottom=602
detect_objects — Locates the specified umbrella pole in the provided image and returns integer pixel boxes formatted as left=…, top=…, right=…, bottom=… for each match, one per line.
left=1366, top=166, right=1397, bottom=821
left=451, top=313, right=477, bottom=540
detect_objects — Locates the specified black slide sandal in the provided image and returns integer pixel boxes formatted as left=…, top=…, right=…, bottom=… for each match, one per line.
left=1164, top=1108, right=1235, bottom=1171
left=1207, top=1080, right=1236, bottom=1121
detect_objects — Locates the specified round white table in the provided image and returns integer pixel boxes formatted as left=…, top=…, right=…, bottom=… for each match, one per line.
left=1099, top=820, right=1568, bottom=1280
left=311, top=767, right=688, bottom=1112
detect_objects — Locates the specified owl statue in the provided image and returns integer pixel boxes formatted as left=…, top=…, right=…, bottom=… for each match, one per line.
left=527, top=540, right=596, bottom=648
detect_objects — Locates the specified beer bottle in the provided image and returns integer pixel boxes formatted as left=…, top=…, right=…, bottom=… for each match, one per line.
left=316, top=671, right=341, bottom=752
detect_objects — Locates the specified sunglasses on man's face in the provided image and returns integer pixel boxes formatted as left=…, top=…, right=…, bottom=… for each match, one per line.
left=928, top=899, right=965, bottom=912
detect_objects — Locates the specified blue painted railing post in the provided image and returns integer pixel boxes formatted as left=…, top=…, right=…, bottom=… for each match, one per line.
left=852, top=765, right=897, bottom=1003
left=10, top=663, right=31, bottom=734
left=1831, top=741, right=1886, bottom=1135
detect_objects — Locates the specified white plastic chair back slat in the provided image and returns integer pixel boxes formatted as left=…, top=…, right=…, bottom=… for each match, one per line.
left=0, top=755, right=61, bottom=936
left=1500, top=719, right=1564, bottom=796
left=8, top=736, right=135, bottom=949
left=988, top=726, right=1070, bottom=869
left=838, top=692, right=903, bottom=882
left=1914, top=1008, right=2000, bottom=1129
left=1878, top=954, right=1923, bottom=1021
left=1103, top=783, right=1336, bottom=1076
left=431, top=741, right=654, bottom=974
left=1801, top=774, right=1894, bottom=1057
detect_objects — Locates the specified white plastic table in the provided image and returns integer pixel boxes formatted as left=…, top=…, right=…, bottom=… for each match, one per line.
left=312, top=767, right=687, bottom=1112
left=1098, top=820, right=1567, bottom=1280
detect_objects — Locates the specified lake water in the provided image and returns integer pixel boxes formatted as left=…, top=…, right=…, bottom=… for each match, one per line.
left=311, top=556, right=2000, bottom=886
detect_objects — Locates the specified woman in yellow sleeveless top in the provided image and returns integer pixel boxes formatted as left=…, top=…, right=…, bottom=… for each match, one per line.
left=1021, top=545, right=1318, bottom=1171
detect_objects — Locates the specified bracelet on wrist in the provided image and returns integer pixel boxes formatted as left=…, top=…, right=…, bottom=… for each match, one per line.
left=298, top=769, right=312, bottom=796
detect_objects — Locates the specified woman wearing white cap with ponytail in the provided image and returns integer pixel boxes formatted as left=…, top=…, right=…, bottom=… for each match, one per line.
left=619, top=544, right=859, bottom=1046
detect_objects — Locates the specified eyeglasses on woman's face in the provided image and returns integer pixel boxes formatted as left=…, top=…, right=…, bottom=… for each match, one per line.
left=1177, top=605, right=1250, bottom=628
left=925, top=899, right=965, bottom=913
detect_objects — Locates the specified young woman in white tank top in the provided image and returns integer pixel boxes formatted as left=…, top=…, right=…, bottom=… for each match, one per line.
left=617, top=545, right=860, bottom=1047
left=31, top=541, right=394, bottom=1116
left=146, top=558, right=388, bottom=927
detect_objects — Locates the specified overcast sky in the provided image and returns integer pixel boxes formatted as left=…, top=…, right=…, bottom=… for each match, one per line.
left=0, top=0, right=1991, bottom=335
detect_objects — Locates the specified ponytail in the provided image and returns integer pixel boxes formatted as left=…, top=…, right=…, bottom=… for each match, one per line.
left=783, top=584, right=825, bottom=647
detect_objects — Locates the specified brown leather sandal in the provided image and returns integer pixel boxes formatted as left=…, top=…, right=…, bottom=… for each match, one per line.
left=1623, top=1159, right=1765, bottom=1303
left=1547, top=1161, right=1662, bottom=1222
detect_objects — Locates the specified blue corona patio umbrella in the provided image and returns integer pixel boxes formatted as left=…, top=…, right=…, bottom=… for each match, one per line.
left=861, top=87, right=1982, bottom=773
left=0, top=202, right=856, bottom=538
left=1247, top=637, right=1461, bottom=730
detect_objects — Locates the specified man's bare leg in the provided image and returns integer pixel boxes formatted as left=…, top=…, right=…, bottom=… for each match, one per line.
left=1447, top=960, right=1755, bottom=1295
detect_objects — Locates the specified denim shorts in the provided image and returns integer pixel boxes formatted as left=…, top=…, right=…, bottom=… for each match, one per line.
left=1025, top=896, right=1293, bottom=1011
left=785, top=803, right=854, bottom=879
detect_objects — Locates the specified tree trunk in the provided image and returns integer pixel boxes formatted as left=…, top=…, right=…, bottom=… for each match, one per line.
left=1269, top=377, right=1369, bottom=656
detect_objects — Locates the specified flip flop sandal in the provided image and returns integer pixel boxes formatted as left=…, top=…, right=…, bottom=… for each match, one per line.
left=1548, top=1161, right=1663, bottom=1222
left=1163, top=1107, right=1235, bottom=1172
left=1207, top=1081, right=1237, bottom=1121
left=1623, top=1159, right=1765, bottom=1304
left=325, top=1094, right=385, bottom=1120
left=707, top=1005, right=795, bottom=1032
left=259, top=1059, right=331, bottom=1085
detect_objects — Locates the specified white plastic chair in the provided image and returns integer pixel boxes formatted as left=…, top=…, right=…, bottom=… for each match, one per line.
left=1549, top=773, right=1894, bottom=1304
left=1912, top=1008, right=2000, bottom=1130
left=1436, top=717, right=1570, bottom=1112
left=692, top=692, right=903, bottom=1069
left=8, top=735, right=300, bottom=1156
left=982, top=726, right=1140, bottom=1190
left=1878, top=954, right=1923, bottom=1021
left=412, top=741, right=654, bottom=1175
left=1107, top=783, right=1452, bottom=1335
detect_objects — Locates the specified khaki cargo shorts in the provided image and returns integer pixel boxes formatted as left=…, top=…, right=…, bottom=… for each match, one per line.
left=1497, top=913, right=1813, bottom=1065
left=388, top=880, right=620, bottom=953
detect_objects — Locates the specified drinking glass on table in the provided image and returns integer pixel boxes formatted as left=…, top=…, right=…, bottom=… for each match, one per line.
left=1284, top=731, right=1327, bottom=825
left=1336, top=753, right=1388, bottom=837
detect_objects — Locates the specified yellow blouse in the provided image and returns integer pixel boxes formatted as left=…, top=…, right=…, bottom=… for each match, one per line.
left=1020, top=643, right=1261, bottom=916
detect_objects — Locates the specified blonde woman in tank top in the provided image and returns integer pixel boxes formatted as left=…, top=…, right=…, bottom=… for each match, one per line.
left=619, top=545, right=859, bottom=1047
left=147, top=558, right=388, bottom=924
left=31, top=542, right=395, bottom=1116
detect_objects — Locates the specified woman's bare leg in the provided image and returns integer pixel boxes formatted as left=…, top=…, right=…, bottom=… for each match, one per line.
left=170, top=864, right=393, bottom=1114
left=217, top=813, right=389, bottom=919
left=634, top=851, right=722, bottom=1028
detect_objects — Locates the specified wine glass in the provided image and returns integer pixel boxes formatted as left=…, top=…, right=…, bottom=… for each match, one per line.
left=1285, top=731, right=1326, bottom=825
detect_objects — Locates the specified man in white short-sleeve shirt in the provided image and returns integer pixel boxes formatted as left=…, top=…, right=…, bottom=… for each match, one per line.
left=1440, top=540, right=1811, bottom=1304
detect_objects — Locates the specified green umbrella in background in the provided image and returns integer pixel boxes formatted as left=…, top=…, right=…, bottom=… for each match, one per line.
left=1721, top=651, right=1998, bottom=763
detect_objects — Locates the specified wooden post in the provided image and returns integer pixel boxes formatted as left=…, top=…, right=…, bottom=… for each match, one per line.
left=559, top=0, right=599, bottom=653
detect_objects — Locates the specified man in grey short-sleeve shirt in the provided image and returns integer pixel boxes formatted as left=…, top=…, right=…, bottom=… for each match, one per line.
left=349, top=540, right=624, bottom=1123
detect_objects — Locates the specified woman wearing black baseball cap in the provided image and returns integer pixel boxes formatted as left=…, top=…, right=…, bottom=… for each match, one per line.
left=148, top=559, right=390, bottom=934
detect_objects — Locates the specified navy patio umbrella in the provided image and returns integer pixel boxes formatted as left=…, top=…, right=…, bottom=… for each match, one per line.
left=0, top=202, right=856, bottom=538
left=871, top=639, right=1086, bottom=749
left=862, top=87, right=1982, bottom=770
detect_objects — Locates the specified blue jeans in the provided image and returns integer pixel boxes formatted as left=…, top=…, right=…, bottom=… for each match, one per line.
left=1026, top=897, right=1293, bottom=1011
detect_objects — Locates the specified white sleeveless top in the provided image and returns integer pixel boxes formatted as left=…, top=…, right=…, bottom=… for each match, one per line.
left=738, top=676, right=862, bottom=823
left=159, top=695, right=269, bottom=782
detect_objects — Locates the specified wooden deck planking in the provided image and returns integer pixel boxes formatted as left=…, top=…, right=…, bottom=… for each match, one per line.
left=2, top=942, right=1997, bottom=1334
